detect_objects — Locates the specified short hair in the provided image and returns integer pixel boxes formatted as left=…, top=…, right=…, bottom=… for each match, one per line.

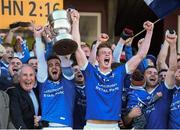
left=96, top=43, right=112, bottom=56
left=158, top=69, right=168, bottom=74
left=18, top=64, right=35, bottom=76
left=27, top=56, right=37, bottom=64
left=144, top=66, right=157, bottom=73
left=11, top=57, right=22, bottom=62
left=81, top=43, right=90, bottom=49
left=47, top=54, right=61, bottom=63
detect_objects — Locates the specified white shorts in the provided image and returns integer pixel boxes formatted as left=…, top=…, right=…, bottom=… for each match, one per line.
left=42, top=122, right=72, bottom=130
left=83, top=122, right=120, bottom=130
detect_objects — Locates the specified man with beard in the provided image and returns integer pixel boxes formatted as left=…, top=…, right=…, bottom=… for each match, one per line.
left=0, top=57, right=22, bottom=90
left=72, top=64, right=86, bottom=129
left=142, top=30, right=177, bottom=129
left=72, top=9, right=154, bottom=130
left=169, top=68, right=180, bottom=128
left=34, top=26, right=75, bottom=130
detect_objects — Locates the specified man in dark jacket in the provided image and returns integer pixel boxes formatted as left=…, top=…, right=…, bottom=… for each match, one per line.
left=7, top=64, right=40, bottom=129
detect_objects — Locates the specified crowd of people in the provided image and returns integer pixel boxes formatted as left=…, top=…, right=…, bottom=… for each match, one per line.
left=0, top=9, right=179, bottom=130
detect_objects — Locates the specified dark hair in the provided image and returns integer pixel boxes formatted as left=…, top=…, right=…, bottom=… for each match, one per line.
left=96, top=43, right=112, bottom=56
left=27, top=56, right=37, bottom=63
left=158, top=69, right=168, bottom=74
left=47, top=55, right=61, bottom=62
left=11, top=57, right=22, bottom=62
left=144, top=66, right=157, bottom=73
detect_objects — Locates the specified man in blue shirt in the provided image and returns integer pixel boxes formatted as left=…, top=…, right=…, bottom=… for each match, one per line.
left=126, top=30, right=177, bottom=129
left=169, top=68, right=180, bottom=128
left=34, top=26, right=75, bottom=130
left=71, top=9, right=154, bottom=130
left=144, top=31, right=177, bottom=129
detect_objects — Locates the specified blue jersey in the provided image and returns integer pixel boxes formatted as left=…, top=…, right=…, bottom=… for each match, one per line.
left=127, top=87, right=151, bottom=111
left=82, top=63, right=127, bottom=120
left=145, top=82, right=172, bottom=129
left=0, top=67, right=13, bottom=90
left=39, top=77, right=75, bottom=127
left=73, top=85, right=86, bottom=129
left=169, top=86, right=180, bottom=129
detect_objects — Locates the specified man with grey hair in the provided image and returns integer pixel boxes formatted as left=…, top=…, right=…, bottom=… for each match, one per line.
left=7, top=64, right=40, bottom=129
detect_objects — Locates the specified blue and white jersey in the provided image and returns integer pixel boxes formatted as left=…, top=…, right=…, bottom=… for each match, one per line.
left=39, top=77, right=75, bottom=127
left=145, top=82, right=172, bottom=129
left=14, top=40, right=30, bottom=63
left=169, top=86, right=180, bottom=129
left=0, top=60, right=8, bottom=70
left=82, top=63, right=128, bottom=120
left=127, top=86, right=151, bottom=111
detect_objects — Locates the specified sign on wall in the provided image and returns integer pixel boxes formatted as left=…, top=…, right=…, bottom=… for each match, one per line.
left=0, top=0, right=63, bottom=29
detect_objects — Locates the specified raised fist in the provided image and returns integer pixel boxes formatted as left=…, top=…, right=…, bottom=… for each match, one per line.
left=97, top=33, right=109, bottom=43
left=143, top=21, right=154, bottom=32
left=70, top=9, right=80, bottom=23
left=120, top=27, right=134, bottom=40
left=165, top=29, right=177, bottom=45
left=34, top=25, right=44, bottom=37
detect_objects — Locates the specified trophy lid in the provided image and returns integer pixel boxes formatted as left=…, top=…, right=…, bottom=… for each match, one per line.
left=48, top=10, right=69, bottom=23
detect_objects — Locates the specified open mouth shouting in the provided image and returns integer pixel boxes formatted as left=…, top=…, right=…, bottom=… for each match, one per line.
left=149, top=76, right=158, bottom=84
left=104, top=57, right=110, bottom=65
left=8, top=56, right=13, bottom=60
left=50, top=69, right=60, bottom=81
left=12, top=68, right=19, bottom=73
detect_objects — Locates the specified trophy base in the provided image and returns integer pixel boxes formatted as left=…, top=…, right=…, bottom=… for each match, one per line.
left=53, top=39, right=78, bottom=55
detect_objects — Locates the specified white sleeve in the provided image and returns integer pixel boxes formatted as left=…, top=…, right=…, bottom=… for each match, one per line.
left=164, top=80, right=174, bottom=90
left=113, top=42, right=124, bottom=63
left=125, top=63, right=132, bottom=74
left=80, top=61, right=88, bottom=71
left=35, top=37, right=48, bottom=83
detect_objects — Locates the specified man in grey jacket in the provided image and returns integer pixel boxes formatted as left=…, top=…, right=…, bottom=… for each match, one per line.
left=0, top=90, right=14, bottom=129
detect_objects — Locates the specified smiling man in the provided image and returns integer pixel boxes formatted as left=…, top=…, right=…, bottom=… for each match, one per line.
left=0, top=57, right=22, bottom=90
left=143, top=30, right=177, bottom=129
left=7, top=65, right=40, bottom=129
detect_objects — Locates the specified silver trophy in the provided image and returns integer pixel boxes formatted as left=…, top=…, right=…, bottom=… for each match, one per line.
left=48, top=9, right=78, bottom=55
